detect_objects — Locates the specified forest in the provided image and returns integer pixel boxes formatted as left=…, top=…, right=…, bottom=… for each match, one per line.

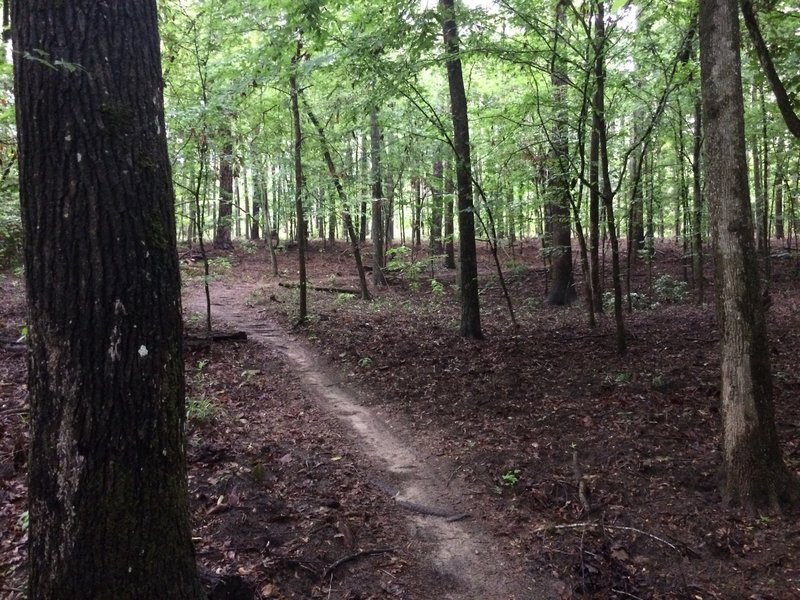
left=2, top=0, right=800, bottom=598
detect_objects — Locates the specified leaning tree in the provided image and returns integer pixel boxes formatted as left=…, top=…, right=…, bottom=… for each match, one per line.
left=13, top=1, right=205, bottom=597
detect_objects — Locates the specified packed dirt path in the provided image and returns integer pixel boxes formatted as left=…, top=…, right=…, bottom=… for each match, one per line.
left=184, top=280, right=557, bottom=600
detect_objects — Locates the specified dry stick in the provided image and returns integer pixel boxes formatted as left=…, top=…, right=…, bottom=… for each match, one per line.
left=322, top=548, right=395, bottom=579
left=278, top=282, right=358, bottom=295
left=534, top=522, right=683, bottom=554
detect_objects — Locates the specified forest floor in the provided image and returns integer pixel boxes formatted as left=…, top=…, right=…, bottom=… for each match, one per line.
left=2, top=238, right=800, bottom=599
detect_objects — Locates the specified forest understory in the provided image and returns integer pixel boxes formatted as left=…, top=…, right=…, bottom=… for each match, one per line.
left=3, top=238, right=800, bottom=599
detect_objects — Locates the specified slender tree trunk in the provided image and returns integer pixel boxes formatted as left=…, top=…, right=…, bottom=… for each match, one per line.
left=589, top=10, right=603, bottom=314
left=692, top=98, right=705, bottom=303
left=699, top=0, right=797, bottom=511
left=430, top=159, right=444, bottom=256
left=775, top=155, right=784, bottom=240
left=594, top=0, right=625, bottom=352
left=290, top=44, right=308, bottom=322
left=370, top=107, right=387, bottom=286
left=444, top=166, right=456, bottom=269
left=304, top=102, right=371, bottom=300
left=359, top=133, right=368, bottom=243
left=13, top=2, right=205, bottom=597
left=441, top=0, right=482, bottom=339
left=413, top=176, right=423, bottom=248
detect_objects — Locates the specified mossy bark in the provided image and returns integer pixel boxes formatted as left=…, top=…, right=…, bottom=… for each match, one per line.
left=13, top=1, right=205, bottom=597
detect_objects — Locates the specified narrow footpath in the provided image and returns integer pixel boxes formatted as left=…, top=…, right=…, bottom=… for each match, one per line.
left=185, top=281, right=556, bottom=600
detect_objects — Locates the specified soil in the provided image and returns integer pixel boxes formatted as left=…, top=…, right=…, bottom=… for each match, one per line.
left=2, top=238, right=800, bottom=599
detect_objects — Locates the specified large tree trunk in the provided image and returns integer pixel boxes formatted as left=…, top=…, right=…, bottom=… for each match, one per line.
left=699, top=0, right=797, bottom=511
left=214, top=137, right=234, bottom=249
left=545, top=0, right=576, bottom=306
left=12, top=2, right=204, bottom=597
left=441, top=0, right=483, bottom=339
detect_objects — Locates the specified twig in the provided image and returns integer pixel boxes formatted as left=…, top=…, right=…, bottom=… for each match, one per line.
left=611, top=589, right=646, bottom=600
left=278, top=281, right=358, bottom=295
left=322, top=547, right=395, bottom=578
left=445, top=464, right=462, bottom=488
left=533, top=522, right=684, bottom=554
left=0, top=407, right=28, bottom=417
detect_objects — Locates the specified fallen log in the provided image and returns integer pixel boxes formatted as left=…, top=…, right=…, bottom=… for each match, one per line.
left=278, top=282, right=359, bottom=295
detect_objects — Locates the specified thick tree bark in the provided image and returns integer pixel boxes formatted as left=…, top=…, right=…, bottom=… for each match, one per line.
left=12, top=2, right=204, bottom=598
left=699, top=0, right=797, bottom=510
left=370, top=107, right=388, bottom=286
left=441, top=0, right=483, bottom=339
left=214, top=137, right=234, bottom=249
left=545, top=0, right=576, bottom=306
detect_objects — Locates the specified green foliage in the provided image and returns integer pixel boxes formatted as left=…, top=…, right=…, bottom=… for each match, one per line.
left=16, top=510, right=29, bottom=532
left=186, top=396, right=216, bottom=423
left=385, top=246, right=430, bottom=291
left=0, top=205, right=22, bottom=270
left=358, top=356, right=372, bottom=369
left=500, top=468, right=521, bottom=487
left=430, top=278, right=445, bottom=298
left=652, top=274, right=689, bottom=303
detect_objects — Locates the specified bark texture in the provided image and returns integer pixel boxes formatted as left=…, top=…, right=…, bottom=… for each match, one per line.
left=699, top=0, right=797, bottom=510
left=545, top=0, right=576, bottom=306
left=12, top=2, right=204, bottom=598
left=441, top=0, right=482, bottom=339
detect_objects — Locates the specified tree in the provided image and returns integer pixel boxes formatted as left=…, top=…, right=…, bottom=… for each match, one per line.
left=370, top=106, right=388, bottom=286
left=12, top=1, right=205, bottom=597
left=545, top=0, right=576, bottom=306
left=698, top=0, right=797, bottom=510
left=441, top=0, right=483, bottom=339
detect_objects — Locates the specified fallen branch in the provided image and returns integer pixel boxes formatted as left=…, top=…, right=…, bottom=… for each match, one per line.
left=278, top=281, right=359, bottom=295
left=0, top=407, right=28, bottom=417
left=322, top=547, right=395, bottom=578
left=184, top=330, right=247, bottom=343
left=533, top=522, right=689, bottom=555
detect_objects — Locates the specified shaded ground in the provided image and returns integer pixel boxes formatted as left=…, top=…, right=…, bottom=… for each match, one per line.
left=2, top=238, right=800, bottom=599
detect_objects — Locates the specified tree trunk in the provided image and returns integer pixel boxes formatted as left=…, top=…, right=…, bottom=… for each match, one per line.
left=589, top=6, right=603, bottom=314
left=441, top=0, right=483, bottom=339
left=214, top=137, right=234, bottom=249
left=699, top=0, right=797, bottom=511
left=12, top=2, right=205, bottom=597
left=370, top=107, right=387, bottom=286
left=692, top=98, right=705, bottom=303
left=430, top=159, right=444, bottom=256
left=413, top=176, right=423, bottom=248
left=594, top=0, right=626, bottom=353
left=290, top=44, right=308, bottom=322
left=545, top=0, right=576, bottom=306
left=304, top=101, right=371, bottom=300
left=774, top=155, right=784, bottom=240
left=444, top=167, right=456, bottom=269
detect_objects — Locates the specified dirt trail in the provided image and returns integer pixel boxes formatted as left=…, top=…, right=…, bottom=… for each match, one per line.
left=185, top=282, right=555, bottom=600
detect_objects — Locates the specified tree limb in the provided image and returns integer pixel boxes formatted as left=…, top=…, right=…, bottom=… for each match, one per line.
left=740, top=0, right=800, bottom=138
